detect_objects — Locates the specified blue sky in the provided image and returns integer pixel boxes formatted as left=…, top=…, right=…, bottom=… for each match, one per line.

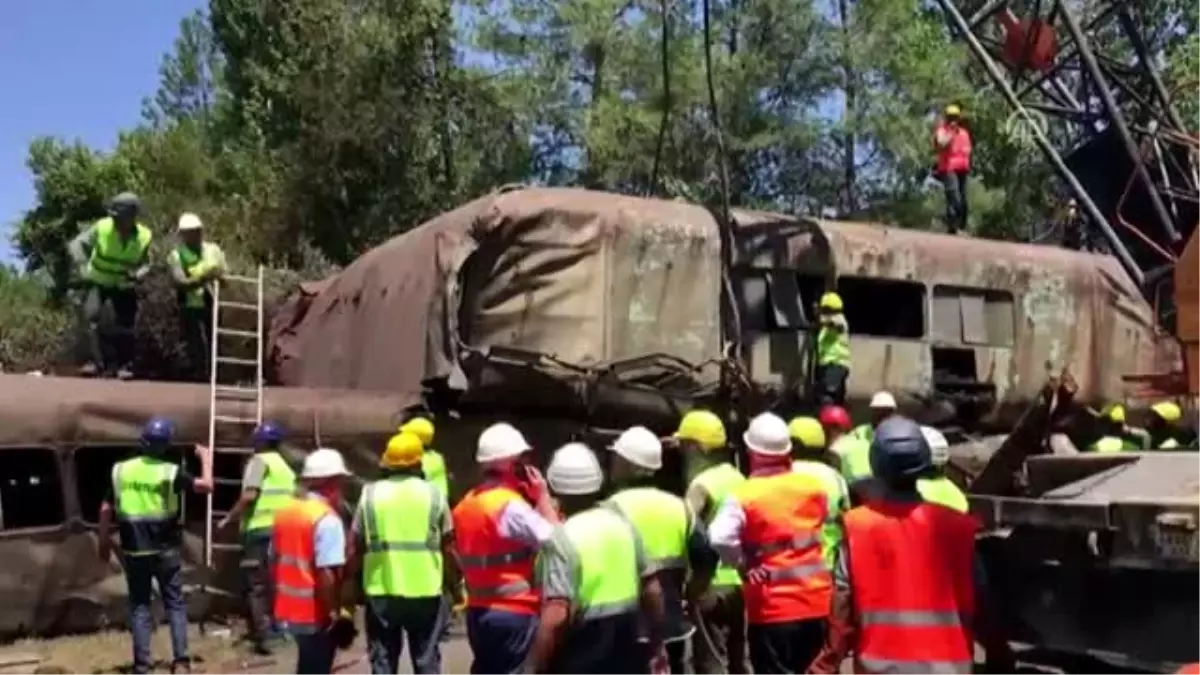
left=0, top=0, right=203, bottom=264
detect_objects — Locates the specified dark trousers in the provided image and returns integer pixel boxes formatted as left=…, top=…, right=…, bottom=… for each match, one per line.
left=693, top=586, right=748, bottom=674
left=294, top=632, right=337, bottom=674
left=941, top=170, right=969, bottom=233
left=815, top=363, right=849, bottom=406
left=366, top=596, right=446, bottom=674
left=240, top=532, right=275, bottom=646
left=747, top=618, right=825, bottom=674
left=465, top=607, right=537, bottom=674
left=83, top=283, right=138, bottom=372
left=123, top=551, right=189, bottom=674
left=179, top=292, right=213, bottom=381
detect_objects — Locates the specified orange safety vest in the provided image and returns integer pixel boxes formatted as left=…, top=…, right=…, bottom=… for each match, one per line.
left=272, top=496, right=338, bottom=633
left=736, top=470, right=833, bottom=624
left=844, top=500, right=979, bottom=674
left=452, top=484, right=540, bottom=615
left=934, top=122, right=972, bottom=174
left=1178, top=665, right=1200, bottom=674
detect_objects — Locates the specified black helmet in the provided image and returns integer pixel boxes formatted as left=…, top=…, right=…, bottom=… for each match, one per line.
left=868, top=416, right=932, bottom=481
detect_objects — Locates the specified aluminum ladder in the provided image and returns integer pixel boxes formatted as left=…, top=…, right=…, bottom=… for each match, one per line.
left=204, top=265, right=266, bottom=569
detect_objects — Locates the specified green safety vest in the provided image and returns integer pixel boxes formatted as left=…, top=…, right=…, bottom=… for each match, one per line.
left=111, top=456, right=179, bottom=555
left=849, top=424, right=874, bottom=443
left=839, top=437, right=874, bottom=484
left=562, top=507, right=640, bottom=620
left=87, top=218, right=152, bottom=289
left=917, top=476, right=969, bottom=513
left=607, top=487, right=689, bottom=572
left=689, top=463, right=745, bottom=587
left=244, top=451, right=297, bottom=534
left=360, top=475, right=444, bottom=598
left=817, top=314, right=851, bottom=366
left=422, top=450, right=449, bottom=499
left=172, top=242, right=222, bottom=308
left=1090, top=436, right=1126, bottom=453
left=792, top=459, right=846, bottom=569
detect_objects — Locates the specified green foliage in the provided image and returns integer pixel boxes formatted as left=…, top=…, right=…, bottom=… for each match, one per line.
left=0, top=267, right=72, bottom=373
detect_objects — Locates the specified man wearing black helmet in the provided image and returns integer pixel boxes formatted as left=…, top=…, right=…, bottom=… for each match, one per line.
left=98, top=417, right=214, bottom=674
left=807, top=416, right=1013, bottom=675
left=218, top=421, right=298, bottom=654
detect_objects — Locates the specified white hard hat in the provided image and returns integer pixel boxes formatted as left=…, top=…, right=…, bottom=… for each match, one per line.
left=547, top=442, right=603, bottom=495
left=920, top=426, right=950, bottom=466
left=610, top=425, right=663, bottom=470
left=870, top=391, right=898, bottom=409
left=743, top=412, right=792, bottom=456
left=302, top=447, right=350, bottom=479
left=476, top=422, right=532, bottom=463
left=177, top=212, right=204, bottom=231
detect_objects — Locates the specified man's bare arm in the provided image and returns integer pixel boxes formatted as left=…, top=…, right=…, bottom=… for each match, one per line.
left=527, top=599, right=570, bottom=673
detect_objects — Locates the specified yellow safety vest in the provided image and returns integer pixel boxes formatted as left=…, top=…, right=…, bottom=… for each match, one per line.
left=360, top=475, right=444, bottom=598
left=917, top=476, right=969, bottom=513
left=111, top=456, right=179, bottom=555
left=422, top=449, right=449, bottom=499
left=689, top=463, right=745, bottom=587
left=792, top=459, right=846, bottom=568
left=172, top=242, right=223, bottom=308
left=839, top=437, right=874, bottom=484
left=607, top=487, right=689, bottom=572
left=817, top=313, right=851, bottom=366
left=562, top=507, right=640, bottom=619
left=244, top=451, right=297, bottom=534
left=1090, top=436, right=1126, bottom=453
left=87, top=218, right=152, bottom=288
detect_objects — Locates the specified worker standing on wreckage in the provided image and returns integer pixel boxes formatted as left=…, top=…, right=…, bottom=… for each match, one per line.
left=98, top=417, right=213, bottom=675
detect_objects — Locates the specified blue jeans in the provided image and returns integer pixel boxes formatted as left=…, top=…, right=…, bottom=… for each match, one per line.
left=366, top=596, right=446, bottom=674
left=294, top=632, right=337, bottom=674
left=465, top=608, right=537, bottom=674
left=123, top=551, right=189, bottom=673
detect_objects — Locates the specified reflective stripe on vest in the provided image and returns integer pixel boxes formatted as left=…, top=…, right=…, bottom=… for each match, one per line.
left=87, top=218, right=152, bottom=288
left=845, top=500, right=978, bottom=674
left=791, top=460, right=845, bottom=569
left=422, top=450, right=449, bottom=499
left=607, top=487, right=688, bottom=572
left=245, top=452, right=297, bottom=533
left=735, top=471, right=832, bottom=623
left=690, top=463, right=745, bottom=587
left=273, top=497, right=335, bottom=633
left=112, top=457, right=179, bottom=523
left=563, top=507, right=641, bottom=621
left=451, top=485, right=539, bottom=615
left=361, top=476, right=444, bottom=598
left=817, top=314, right=850, bottom=366
left=917, top=476, right=969, bottom=514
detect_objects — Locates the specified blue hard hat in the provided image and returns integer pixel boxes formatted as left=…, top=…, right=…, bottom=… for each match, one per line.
left=141, top=416, right=176, bottom=446
left=868, top=416, right=932, bottom=481
left=253, top=421, right=285, bottom=446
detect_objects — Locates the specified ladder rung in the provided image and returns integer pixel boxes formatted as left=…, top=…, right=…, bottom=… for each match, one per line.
left=212, top=542, right=244, bottom=551
left=216, top=355, right=258, bottom=366
left=219, top=300, right=259, bottom=311
left=217, top=327, right=259, bottom=339
left=214, top=415, right=257, bottom=425
left=216, top=385, right=258, bottom=397
left=213, top=476, right=242, bottom=486
left=213, top=446, right=257, bottom=455
left=224, top=274, right=261, bottom=285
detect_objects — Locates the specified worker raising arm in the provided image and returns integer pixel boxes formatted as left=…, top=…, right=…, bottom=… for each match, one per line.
left=933, top=104, right=972, bottom=235
left=815, top=292, right=851, bottom=406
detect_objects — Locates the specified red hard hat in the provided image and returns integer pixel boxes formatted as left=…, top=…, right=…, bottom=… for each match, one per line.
left=819, top=405, right=852, bottom=431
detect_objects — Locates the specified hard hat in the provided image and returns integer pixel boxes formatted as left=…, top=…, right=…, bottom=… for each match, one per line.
left=945, top=104, right=962, bottom=117
left=380, top=432, right=424, bottom=468
left=819, top=292, right=844, bottom=312
left=108, top=192, right=141, bottom=214
left=818, top=405, right=852, bottom=431
left=141, top=416, right=175, bottom=445
left=399, top=417, right=435, bottom=447
left=610, top=426, right=663, bottom=470
left=302, top=447, right=351, bottom=479
left=673, top=410, right=727, bottom=451
left=547, top=442, right=604, bottom=495
left=868, top=417, right=932, bottom=481
left=252, top=421, right=285, bottom=447
left=1104, top=403, right=1126, bottom=424
left=1151, top=401, right=1182, bottom=424
left=743, top=412, right=792, bottom=456
left=920, top=425, right=950, bottom=467
left=788, top=417, right=827, bottom=449
left=869, top=391, right=897, bottom=409
left=177, top=212, right=203, bottom=231
left=476, top=422, right=532, bottom=463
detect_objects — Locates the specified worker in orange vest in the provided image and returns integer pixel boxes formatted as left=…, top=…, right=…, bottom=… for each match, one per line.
left=807, top=416, right=1014, bottom=674
left=933, top=103, right=972, bottom=234
left=708, top=412, right=833, bottom=674
left=272, top=448, right=355, bottom=674
left=451, top=422, right=561, bottom=674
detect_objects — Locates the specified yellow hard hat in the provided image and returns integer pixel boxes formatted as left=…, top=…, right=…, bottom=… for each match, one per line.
left=399, top=417, right=435, bottom=447
left=1104, top=404, right=1126, bottom=425
left=819, top=292, right=844, bottom=312
left=381, top=432, right=424, bottom=468
left=945, top=104, right=962, bottom=117
left=1151, top=401, right=1182, bottom=423
left=673, top=410, right=727, bottom=452
left=788, top=416, right=827, bottom=449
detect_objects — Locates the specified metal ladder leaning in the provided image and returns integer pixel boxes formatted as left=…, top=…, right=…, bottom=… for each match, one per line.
left=204, top=264, right=266, bottom=570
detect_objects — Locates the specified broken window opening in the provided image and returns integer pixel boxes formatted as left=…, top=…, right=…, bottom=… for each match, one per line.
left=0, top=447, right=65, bottom=531
left=932, top=286, right=1015, bottom=347
left=836, top=277, right=926, bottom=339
left=737, top=270, right=826, bottom=333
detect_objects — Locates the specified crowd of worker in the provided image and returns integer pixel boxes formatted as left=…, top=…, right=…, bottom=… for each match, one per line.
left=69, top=192, right=227, bottom=379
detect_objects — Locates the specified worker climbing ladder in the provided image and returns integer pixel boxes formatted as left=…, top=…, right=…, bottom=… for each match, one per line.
left=204, top=265, right=267, bottom=570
